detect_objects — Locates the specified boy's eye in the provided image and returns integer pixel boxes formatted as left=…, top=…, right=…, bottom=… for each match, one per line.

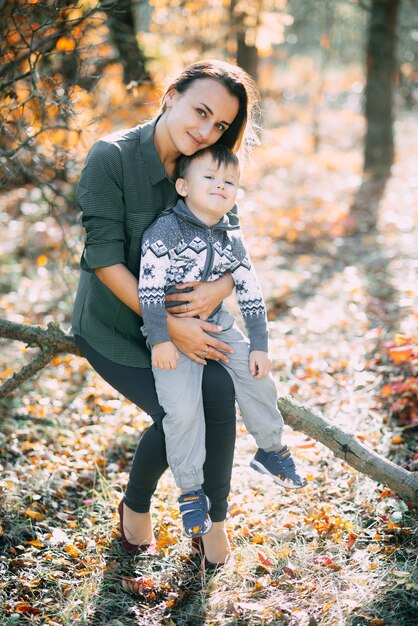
left=225, top=180, right=234, bottom=186
left=204, top=175, right=214, bottom=180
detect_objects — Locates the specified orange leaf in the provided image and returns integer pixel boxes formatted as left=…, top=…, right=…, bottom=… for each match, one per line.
left=391, top=437, right=404, bottom=444
left=380, top=384, right=393, bottom=397
left=389, top=346, right=414, bottom=364
left=346, top=532, right=358, bottom=549
left=322, top=598, right=336, bottom=613
left=313, top=555, right=333, bottom=566
left=56, top=36, right=76, bottom=52
left=379, top=489, right=394, bottom=499
left=257, top=552, right=273, bottom=568
left=122, top=576, right=154, bottom=594
left=15, top=602, right=40, bottom=615
left=156, top=535, right=177, bottom=550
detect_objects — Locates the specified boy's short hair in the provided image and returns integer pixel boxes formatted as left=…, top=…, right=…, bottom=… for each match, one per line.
left=175, top=145, right=240, bottom=181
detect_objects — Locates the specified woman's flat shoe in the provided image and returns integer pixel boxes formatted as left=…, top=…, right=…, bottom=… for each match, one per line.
left=118, top=500, right=156, bottom=555
left=191, top=536, right=225, bottom=571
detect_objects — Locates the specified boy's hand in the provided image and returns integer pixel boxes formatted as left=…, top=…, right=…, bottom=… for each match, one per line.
left=249, top=351, right=272, bottom=379
left=152, top=341, right=179, bottom=370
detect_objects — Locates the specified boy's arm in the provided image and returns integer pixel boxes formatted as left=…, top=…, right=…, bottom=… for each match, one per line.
left=249, top=351, right=272, bottom=379
left=138, top=236, right=171, bottom=346
left=152, top=341, right=179, bottom=370
left=230, top=231, right=269, bottom=353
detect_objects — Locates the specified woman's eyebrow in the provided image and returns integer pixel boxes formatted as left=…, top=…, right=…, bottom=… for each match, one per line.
left=198, top=102, right=232, bottom=126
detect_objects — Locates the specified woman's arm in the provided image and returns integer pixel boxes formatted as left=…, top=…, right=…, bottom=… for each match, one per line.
left=95, top=264, right=233, bottom=363
left=165, top=273, right=234, bottom=320
left=95, top=264, right=142, bottom=315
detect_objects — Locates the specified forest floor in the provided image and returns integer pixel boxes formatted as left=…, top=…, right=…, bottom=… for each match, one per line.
left=0, top=99, right=417, bottom=625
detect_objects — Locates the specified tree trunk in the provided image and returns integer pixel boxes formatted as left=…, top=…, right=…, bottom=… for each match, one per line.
left=1, top=319, right=418, bottom=504
left=100, top=0, right=149, bottom=85
left=364, top=0, right=400, bottom=177
left=229, top=0, right=260, bottom=81
left=237, top=31, right=259, bottom=81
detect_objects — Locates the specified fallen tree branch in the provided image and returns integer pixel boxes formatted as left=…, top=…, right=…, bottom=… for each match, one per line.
left=1, top=319, right=417, bottom=504
left=0, top=319, right=80, bottom=398
left=279, top=395, right=418, bottom=505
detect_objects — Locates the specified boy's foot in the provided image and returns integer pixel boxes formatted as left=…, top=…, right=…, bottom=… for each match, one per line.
left=178, top=489, right=212, bottom=538
left=250, top=446, right=307, bottom=489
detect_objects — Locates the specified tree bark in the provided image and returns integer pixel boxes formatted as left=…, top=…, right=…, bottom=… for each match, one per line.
left=229, top=0, right=260, bottom=81
left=364, top=0, right=400, bottom=176
left=278, top=396, right=418, bottom=505
left=0, top=319, right=80, bottom=397
left=1, top=319, right=417, bottom=503
left=99, top=0, right=149, bottom=85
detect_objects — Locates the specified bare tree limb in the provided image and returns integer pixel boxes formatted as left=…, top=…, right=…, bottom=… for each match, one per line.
left=278, top=396, right=418, bottom=505
left=1, top=319, right=417, bottom=504
left=0, top=319, right=80, bottom=398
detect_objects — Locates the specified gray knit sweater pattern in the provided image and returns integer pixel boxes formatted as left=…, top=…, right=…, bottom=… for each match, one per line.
left=138, top=199, right=269, bottom=352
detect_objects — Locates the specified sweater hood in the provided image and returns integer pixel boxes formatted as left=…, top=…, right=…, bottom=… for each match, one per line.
left=171, top=198, right=239, bottom=232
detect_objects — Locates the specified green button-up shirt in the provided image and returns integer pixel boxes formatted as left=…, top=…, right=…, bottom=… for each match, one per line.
left=72, top=118, right=178, bottom=366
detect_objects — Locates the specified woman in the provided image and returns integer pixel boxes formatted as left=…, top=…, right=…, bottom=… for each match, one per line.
left=72, top=60, right=259, bottom=567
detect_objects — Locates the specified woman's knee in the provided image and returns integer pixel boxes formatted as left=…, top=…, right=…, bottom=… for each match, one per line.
left=202, top=360, right=235, bottom=397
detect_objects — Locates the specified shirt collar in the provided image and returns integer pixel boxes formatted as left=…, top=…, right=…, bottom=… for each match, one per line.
left=140, top=116, right=170, bottom=185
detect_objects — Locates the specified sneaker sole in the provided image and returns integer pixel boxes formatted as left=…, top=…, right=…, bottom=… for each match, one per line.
left=250, top=460, right=306, bottom=489
left=185, top=517, right=213, bottom=538
left=182, top=494, right=213, bottom=538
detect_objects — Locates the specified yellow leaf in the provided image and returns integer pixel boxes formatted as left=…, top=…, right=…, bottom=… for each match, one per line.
left=65, top=544, right=81, bottom=558
left=37, top=254, right=48, bottom=266
left=24, top=508, right=45, bottom=521
left=322, top=598, right=336, bottom=613
left=277, top=545, right=291, bottom=559
left=26, top=539, right=43, bottom=548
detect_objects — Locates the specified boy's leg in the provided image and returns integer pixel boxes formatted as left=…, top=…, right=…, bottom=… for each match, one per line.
left=153, top=354, right=206, bottom=492
left=208, top=312, right=306, bottom=489
left=208, top=311, right=283, bottom=450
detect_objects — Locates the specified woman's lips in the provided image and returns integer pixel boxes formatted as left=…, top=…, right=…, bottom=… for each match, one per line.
left=187, top=132, right=201, bottom=146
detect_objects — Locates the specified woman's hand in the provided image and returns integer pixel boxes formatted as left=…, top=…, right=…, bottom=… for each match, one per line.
left=167, top=313, right=233, bottom=364
left=165, top=274, right=234, bottom=320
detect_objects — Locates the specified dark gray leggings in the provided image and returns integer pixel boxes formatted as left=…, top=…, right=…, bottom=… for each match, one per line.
left=74, top=336, right=236, bottom=521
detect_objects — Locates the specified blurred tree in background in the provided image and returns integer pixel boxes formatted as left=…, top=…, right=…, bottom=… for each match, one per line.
left=1, top=0, right=418, bottom=338
left=0, top=0, right=151, bottom=200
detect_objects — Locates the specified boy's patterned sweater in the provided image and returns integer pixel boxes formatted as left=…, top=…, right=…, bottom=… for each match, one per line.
left=138, top=199, right=268, bottom=352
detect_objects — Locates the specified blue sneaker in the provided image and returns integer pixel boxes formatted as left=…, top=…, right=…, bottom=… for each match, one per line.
left=250, top=446, right=306, bottom=489
left=178, top=489, right=212, bottom=538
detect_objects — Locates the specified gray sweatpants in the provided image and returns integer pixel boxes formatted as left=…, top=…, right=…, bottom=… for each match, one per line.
left=153, top=309, right=284, bottom=491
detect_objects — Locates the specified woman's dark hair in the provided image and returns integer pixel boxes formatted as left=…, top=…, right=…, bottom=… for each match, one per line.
left=161, top=59, right=260, bottom=154
left=176, top=145, right=240, bottom=181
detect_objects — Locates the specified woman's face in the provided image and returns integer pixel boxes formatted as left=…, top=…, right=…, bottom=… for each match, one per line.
left=164, top=78, right=240, bottom=156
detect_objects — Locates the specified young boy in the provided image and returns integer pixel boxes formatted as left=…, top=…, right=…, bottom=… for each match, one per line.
left=138, top=145, right=305, bottom=539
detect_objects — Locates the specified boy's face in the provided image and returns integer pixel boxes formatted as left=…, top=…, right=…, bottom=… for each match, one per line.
left=175, top=153, right=239, bottom=226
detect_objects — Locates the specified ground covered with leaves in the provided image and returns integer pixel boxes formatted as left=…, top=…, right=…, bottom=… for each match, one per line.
left=1, top=92, right=417, bottom=624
